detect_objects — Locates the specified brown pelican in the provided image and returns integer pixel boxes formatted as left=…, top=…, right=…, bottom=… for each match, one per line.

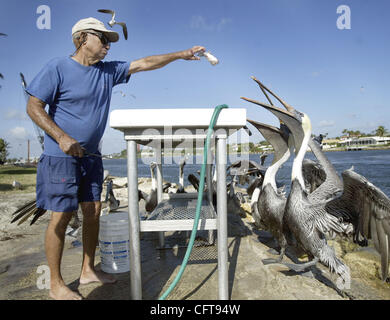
left=258, top=103, right=353, bottom=284
left=244, top=78, right=390, bottom=281
left=227, top=159, right=266, bottom=198
left=138, top=162, right=157, bottom=213
left=177, top=157, right=187, bottom=193
left=103, top=179, right=120, bottom=211
left=227, top=174, right=246, bottom=217
left=188, top=165, right=243, bottom=215
left=246, top=119, right=293, bottom=264
left=243, top=76, right=343, bottom=202
left=97, top=9, right=128, bottom=40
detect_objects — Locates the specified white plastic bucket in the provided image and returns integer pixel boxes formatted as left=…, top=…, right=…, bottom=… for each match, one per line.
left=99, top=212, right=130, bottom=273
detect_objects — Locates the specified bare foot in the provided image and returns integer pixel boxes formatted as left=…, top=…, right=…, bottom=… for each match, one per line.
left=79, top=269, right=117, bottom=285
left=49, top=284, right=82, bottom=300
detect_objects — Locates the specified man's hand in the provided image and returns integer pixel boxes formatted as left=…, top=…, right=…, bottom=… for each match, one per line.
left=181, top=46, right=206, bottom=60
left=58, top=134, right=84, bottom=158
left=27, top=96, right=85, bottom=157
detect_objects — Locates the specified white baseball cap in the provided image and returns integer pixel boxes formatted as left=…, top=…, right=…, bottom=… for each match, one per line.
left=72, top=17, right=119, bottom=43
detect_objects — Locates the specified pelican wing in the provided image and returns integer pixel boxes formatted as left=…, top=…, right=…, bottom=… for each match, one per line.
left=327, top=168, right=390, bottom=280
left=11, top=200, right=38, bottom=223
left=227, top=159, right=266, bottom=174
left=11, top=200, right=47, bottom=225
left=188, top=173, right=200, bottom=191
left=30, top=208, right=47, bottom=225
left=302, top=159, right=326, bottom=193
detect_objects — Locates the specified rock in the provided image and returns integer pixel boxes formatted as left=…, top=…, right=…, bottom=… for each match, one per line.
left=344, top=249, right=382, bottom=281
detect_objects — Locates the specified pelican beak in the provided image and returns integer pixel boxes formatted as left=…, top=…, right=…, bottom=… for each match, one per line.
left=250, top=76, right=295, bottom=113
left=247, top=118, right=280, bottom=134
left=242, top=97, right=304, bottom=154
left=247, top=118, right=289, bottom=166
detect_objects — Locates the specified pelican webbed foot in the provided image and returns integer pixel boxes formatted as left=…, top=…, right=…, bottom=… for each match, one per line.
left=262, top=247, right=286, bottom=265
left=262, top=258, right=283, bottom=265
left=281, top=257, right=319, bottom=273
left=267, top=248, right=279, bottom=255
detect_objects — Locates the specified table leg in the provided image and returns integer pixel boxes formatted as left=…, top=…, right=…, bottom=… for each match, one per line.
left=155, top=142, right=165, bottom=248
left=216, top=137, right=228, bottom=300
left=127, top=140, right=142, bottom=299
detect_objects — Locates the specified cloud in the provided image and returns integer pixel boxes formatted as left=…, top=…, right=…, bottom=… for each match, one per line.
left=190, top=16, right=231, bottom=32
left=190, top=16, right=213, bottom=31
left=8, top=126, right=29, bottom=140
left=318, top=120, right=335, bottom=128
left=5, top=109, right=28, bottom=120
left=217, top=18, right=232, bottom=31
left=311, top=71, right=320, bottom=77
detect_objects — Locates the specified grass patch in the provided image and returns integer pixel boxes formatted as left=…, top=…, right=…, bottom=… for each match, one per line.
left=0, top=165, right=37, bottom=193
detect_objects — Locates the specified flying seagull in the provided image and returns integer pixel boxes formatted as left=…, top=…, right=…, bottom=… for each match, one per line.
left=0, top=33, right=7, bottom=37
left=98, top=9, right=128, bottom=40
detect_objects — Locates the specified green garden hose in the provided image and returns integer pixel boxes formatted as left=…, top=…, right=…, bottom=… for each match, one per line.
left=158, top=104, right=229, bottom=300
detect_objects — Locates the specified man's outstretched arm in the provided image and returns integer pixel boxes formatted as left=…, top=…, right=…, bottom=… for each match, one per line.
left=128, top=45, right=205, bottom=75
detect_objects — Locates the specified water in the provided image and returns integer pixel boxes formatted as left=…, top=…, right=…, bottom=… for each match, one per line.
left=103, top=149, right=390, bottom=198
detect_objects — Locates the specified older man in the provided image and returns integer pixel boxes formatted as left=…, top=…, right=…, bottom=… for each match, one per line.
left=26, top=17, right=205, bottom=300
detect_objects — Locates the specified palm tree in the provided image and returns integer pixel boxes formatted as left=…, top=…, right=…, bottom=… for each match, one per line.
left=374, top=126, right=388, bottom=137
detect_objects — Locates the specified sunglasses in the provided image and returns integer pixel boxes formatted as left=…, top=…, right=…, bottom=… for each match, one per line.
left=85, top=31, right=110, bottom=46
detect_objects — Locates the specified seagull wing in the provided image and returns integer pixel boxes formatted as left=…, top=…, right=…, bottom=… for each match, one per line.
left=0, top=33, right=7, bottom=37
left=0, top=73, right=3, bottom=79
left=326, top=168, right=390, bottom=280
left=98, top=9, right=115, bottom=16
left=117, top=22, right=128, bottom=40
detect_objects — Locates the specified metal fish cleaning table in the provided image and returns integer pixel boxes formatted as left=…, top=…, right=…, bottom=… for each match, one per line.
left=109, top=108, right=246, bottom=300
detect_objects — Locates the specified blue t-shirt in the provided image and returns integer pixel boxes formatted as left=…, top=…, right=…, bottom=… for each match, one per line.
left=26, top=56, right=130, bottom=157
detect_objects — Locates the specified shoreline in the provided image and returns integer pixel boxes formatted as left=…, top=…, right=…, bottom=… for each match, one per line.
left=107, top=146, right=390, bottom=159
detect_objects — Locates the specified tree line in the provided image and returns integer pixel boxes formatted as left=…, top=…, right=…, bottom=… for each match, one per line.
left=341, top=126, right=388, bottom=138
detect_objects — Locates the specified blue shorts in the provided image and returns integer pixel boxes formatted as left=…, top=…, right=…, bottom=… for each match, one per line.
left=36, top=154, right=104, bottom=212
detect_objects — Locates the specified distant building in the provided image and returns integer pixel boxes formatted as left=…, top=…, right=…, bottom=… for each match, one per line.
left=339, top=136, right=390, bottom=147
left=322, top=138, right=341, bottom=150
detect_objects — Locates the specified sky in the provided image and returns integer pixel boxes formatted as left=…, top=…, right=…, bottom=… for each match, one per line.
left=0, top=0, right=389, bottom=159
